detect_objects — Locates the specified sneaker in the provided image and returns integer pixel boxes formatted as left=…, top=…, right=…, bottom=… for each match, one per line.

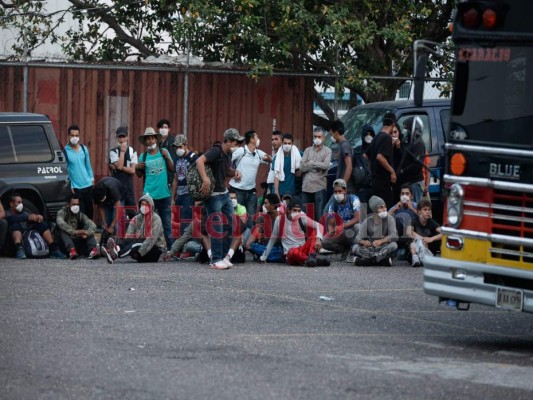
left=353, top=256, right=370, bottom=267
left=210, top=260, right=229, bottom=270
left=305, top=253, right=317, bottom=267
left=88, top=247, right=100, bottom=259
left=411, top=255, right=422, bottom=268
left=106, top=237, right=118, bottom=260
left=222, top=256, right=233, bottom=267
left=382, top=257, right=393, bottom=267
left=345, top=254, right=356, bottom=263
left=101, top=247, right=114, bottom=264
left=180, top=252, right=195, bottom=260
left=50, top=249, right=66, bottom=259
left=69, top=248, right=78, bottom=260
left=16, top=247, right=27, bottom=260
left=316, top=256, right=331, bottom=267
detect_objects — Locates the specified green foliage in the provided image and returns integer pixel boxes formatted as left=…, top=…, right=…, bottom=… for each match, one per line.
left=1, top=0, right=455, bottom=117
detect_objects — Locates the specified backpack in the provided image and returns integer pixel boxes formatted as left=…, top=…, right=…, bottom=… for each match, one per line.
left=23, top=230, right=49, bottom=258
left=187, top=145, right=222, bottom=201
left=351, top=147, right=372, bottom=188
left=63, top=144, right=88, bottom=164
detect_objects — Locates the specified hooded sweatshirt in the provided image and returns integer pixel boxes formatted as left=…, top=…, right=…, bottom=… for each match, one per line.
left=126, top=194, right=166, bottom=256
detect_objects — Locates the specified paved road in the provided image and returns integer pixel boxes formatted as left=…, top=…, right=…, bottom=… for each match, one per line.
left=1, top=256, right=532, bottom=399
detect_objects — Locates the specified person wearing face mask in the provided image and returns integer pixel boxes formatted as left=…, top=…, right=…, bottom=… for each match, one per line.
left=171, top=134, right=198, bottom=235
left=229, top=130, right=272, bottom=224
left=259, top=196, right=330, bottom=267
left=299, top=127, right=332, bottom=222
left=220, top=190, right=249, bottom=265
left=64, top=124, right=95, bottom=220
left=353, top=195, right=398, bottom=267
left=322, top=179, right=361, bottom=262
left=5, top=192, right=66, bottom=259
left=56, top=193, right=99, bottom=260
left=157, top=118, right=176, bottom=186
left=195, top=128, right=244, bottom=270
left=267, top=130, right=284, bottom=193
left=388, top=184, right=418, bottom=261
left=135, top=127, right=175, bottom=250
left=245, top=193, right=283, bottom=261
left=102, top=194, right=166, bottom=263
left=273, top=133, right=302, bottom=198
left=109, top=126, right=138, bottom=207
left=349, top=124, right=374, bottom=203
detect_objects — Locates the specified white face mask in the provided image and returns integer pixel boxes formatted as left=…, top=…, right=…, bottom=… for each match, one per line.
left=364, top=135, right=373, bottom=144
left=231, top=199, right=238, bottom=208
left=176, top=148, right=185, bottom=157
left=70, top=205, right=80, bottom=215
left=140, top=205, right=149, bottom=215
left=334, top=193, right=345, bottom=202
left=255, top=139, right=260, bottom=148
left=70, top=137, right=80, bottom=145
left=400, top=195, right=410, bottom=204
left=379, top=211, right=388, bottom=219
left=159, top=128, right=169, bottom=137
left=290, top=212, right=300, bottom=219
left=15, top=203, right=24, bottom=212
left=282, top=144, right=292, bottom=153
left=148, top=143, right=157, bottom=151
left=313, top=138, right=323, bottom=146
left=262, top=205, right=268, bottom=213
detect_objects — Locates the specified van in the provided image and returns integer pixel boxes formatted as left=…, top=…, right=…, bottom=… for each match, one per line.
left=326, top=99, right=450, bottom=219
left=0, top=113, right=69, bottom=220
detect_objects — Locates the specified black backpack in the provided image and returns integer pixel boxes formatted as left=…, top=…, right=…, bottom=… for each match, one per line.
left=351, top=146, right=371, bottom=188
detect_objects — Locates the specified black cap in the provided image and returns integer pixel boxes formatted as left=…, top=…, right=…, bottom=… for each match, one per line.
left=288, top=196, right=302, bottom=210
left=116, top=126, right=128, bottom=137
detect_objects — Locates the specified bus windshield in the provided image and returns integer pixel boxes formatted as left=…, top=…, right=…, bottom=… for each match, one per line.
left=450, top=44, right=533, bottom=147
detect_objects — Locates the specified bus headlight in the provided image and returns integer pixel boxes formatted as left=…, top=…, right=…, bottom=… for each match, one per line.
left=447, top=183, right=464, bottom=227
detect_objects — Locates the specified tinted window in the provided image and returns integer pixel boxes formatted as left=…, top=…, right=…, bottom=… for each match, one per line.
left=0, top=125, right=53, bottom=164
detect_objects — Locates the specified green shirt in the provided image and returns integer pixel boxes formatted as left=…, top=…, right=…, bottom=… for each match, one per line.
left=143, top=151, right=171, bottom=200
left=235, top=204, right=247, bottom=217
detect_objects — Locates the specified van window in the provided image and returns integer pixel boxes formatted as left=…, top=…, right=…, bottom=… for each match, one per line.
left=397, top=114, right=432, bottom=152
left=0, top=125, right=53, bottom=164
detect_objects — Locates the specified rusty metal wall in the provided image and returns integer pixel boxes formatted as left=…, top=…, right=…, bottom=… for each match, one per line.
left=0, top=63, right=314, bottom=200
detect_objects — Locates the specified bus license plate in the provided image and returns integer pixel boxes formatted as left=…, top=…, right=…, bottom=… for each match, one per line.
left=496, top=287, right=523, bottom=311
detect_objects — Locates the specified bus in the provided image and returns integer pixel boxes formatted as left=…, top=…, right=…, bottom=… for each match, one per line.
left=416, top=0, right=533, bottom=313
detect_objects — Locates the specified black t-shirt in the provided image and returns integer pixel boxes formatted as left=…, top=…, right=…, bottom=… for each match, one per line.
left=366, top=131, right=393, bottom=179
left=95, top=176, right=125, bottom=206
left=411, top=217, right=440, bottom=238
left=203, top=145, right=231, bottom=192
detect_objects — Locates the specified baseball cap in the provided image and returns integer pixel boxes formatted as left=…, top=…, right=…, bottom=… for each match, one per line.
left=116, top=126, right=128, bottom=137
left=333, top=178, right=347, bottom=189
left=172, top=134, right=187, bottom=147
left=223, top=128, right=244, bottom=142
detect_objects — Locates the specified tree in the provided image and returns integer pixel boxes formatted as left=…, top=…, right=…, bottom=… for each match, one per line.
left=1, top=0, right=455, bottom=126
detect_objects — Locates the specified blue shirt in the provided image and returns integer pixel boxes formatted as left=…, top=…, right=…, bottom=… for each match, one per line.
left=328, top=194, right=361, bottom=222
left=64, top=144, right=94, bottom=189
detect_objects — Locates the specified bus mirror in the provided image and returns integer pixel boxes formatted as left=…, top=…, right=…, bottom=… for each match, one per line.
left=414, top=53, right=428, bottom=107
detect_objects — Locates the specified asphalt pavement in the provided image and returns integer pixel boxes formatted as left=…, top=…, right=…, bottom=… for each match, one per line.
left=1, top=255, right=532, bottom=400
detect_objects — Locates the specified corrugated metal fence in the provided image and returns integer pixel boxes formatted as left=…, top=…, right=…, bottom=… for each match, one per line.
left=0, top=62, right=314, bottom=199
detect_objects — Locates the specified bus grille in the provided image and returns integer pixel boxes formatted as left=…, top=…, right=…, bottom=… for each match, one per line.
left=490, top=189, right=533, bottom=264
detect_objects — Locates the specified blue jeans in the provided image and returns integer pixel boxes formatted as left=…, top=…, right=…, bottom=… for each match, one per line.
left=204, top=193, right=234, bottom=263
left=153, top=196, right=172, bottom=250
left=302, top=190, right=327, bottom=223
left=410, top=181, right=425, bottom=203
left=231, top=187, right=257, bottom=227
left=174, top=193, right=194, bottom=236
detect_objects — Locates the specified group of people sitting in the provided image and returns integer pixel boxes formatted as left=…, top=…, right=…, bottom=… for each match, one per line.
left=0, top=119, right=441, bottom=269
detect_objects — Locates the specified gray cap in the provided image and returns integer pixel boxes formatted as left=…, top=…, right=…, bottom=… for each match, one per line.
left=368, top=195, right=386, bottom=213
left=172, top=134, right=187, bottom=147
left=333, top=178, right=347, bottom=189
left=223, top=128, right=244, bottom=142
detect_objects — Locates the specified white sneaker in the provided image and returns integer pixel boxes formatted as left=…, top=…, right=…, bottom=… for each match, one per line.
left=223, top=256, right=233, bottom=267
left=210, top=260, right=229, bottom=270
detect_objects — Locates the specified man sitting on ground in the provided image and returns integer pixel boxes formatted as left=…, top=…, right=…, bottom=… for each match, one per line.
left=353, top=195, right=398, bottom=266
left=260, top=196, right=329, bottom=267
left=406, top=198, right=442, bottom=268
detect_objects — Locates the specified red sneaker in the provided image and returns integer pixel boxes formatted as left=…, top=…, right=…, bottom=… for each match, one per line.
left=180, top=252, right=195, bottom=260
left=69, top=248, right=78, bottom=260
left=88, top=247, right=100, bottom=259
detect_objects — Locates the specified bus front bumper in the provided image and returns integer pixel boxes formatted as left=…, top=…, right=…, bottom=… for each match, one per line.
left=423, top=256, right=533, bottom=313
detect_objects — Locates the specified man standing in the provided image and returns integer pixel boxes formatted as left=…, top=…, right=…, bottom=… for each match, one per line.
left=273, top=133, right=301, bottom=198
left=300, top=127, right=332, bottom=222
left=109, top=126, right=138, bottom=207
left=267, top=130, right=283, bottom=193
left=135, top=127, right=175, bottom=249
left=229, top=130, right=271, bottom=221
left=196, top=128, right=243, bottom=270
left=64, top=124, right=94, bottom=219
left=366, top=115, right=397, bottom=208
left=171, top=134, right=198, bottom=235
left=330, top=120, right=354, bottom=193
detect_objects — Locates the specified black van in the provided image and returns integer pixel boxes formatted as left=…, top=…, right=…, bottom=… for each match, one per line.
left=0, top=113, right=69, bottom=220
left=326, top=99, right=450, bottom=218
